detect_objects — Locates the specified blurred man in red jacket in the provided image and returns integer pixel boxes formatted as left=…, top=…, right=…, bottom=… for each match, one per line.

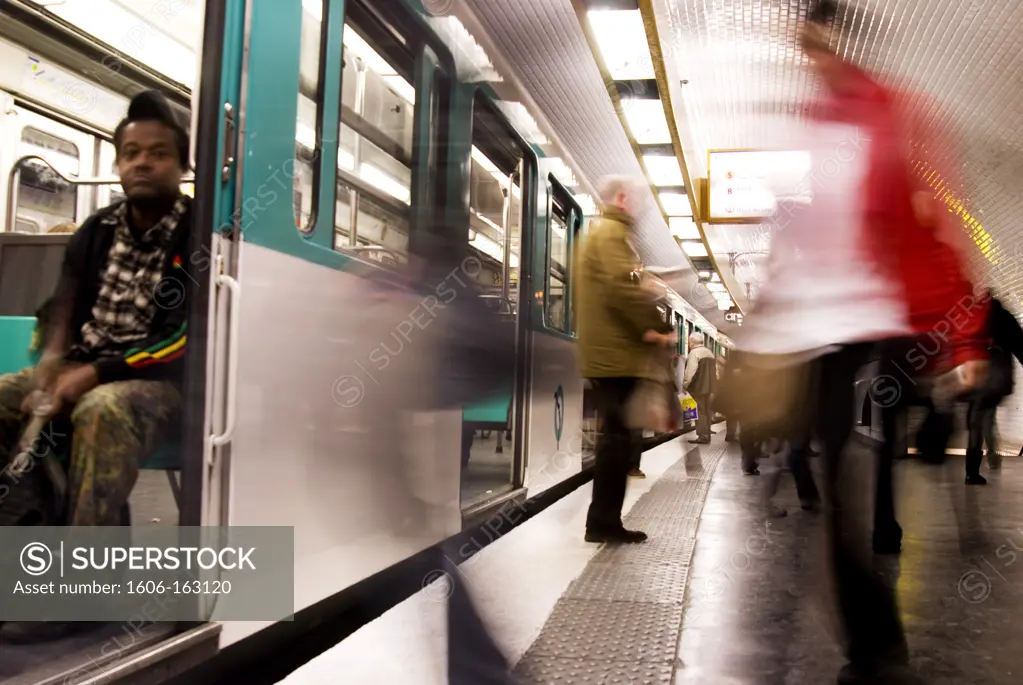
left=730, top=2, right=990, bottom=683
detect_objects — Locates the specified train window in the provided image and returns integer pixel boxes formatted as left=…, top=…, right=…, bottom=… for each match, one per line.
left=547, top=191, right=570, bottom=332
left=295, top=0, right=326, bottom=232
left=332, top=18, right=416, bottom=267
left=13, top=128, right=80, bottom=233
left=470, top=95, right=526, bottom=313
left=675, top=313, right=684, bottom=356
left=109, top=159, right=126, bottom=207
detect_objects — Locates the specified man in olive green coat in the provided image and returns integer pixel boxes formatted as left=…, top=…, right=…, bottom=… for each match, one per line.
left=573, top=176, right=675, bottom=543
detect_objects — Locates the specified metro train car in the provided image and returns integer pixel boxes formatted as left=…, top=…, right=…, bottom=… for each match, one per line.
left=0, top=1, right=725, bottom=683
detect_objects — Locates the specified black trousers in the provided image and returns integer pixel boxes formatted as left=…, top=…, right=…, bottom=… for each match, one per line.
left=694, top=393, right=712, bottom=439
left=725, top=414, right=738, bottom=440
left=586, top=377, right=638, bottom=532
left=874, top=341, right=912, bottom=541
left=786, top=424, right=821, bottom=504
left=740, top=421, right=761, bottom=472
left=966, top=399, right=997, bottom=476
left=815, top=344, right=908, bottom=668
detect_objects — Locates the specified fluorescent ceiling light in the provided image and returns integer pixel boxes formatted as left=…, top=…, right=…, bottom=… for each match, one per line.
left=669, top=216, right=700, bottom=240
left=471, top=146, right=500, bottom=175
left=475, top=211, right=504, bottom=234
left=587, top=10, right=655, bottom=80
left=343, top=25, right=415, bottom=103
left=470, top=232, right=519, bottom=269
left=681, top=241, right=708, bottom=257
left=698, top=270, right=711, bottom=280
left=717, top=299, right=733, bottom=311
left=644, top=155, right=684, bottom=186
left=620, top=99, right=672, bottom=145
left=711, top=273, right=721, bottom=282
left=471, top=146, right=521, bottom=199
left=360, top=163, right=410, bottom=204
left=41, top=0, right=197, bottom=88
left=707, top=283, right=725, bottom=292
left=659, top=193, right=691, bottom=216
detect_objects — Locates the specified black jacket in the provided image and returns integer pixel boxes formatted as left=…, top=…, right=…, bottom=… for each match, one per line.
left=982, top=297, right=1023, bottom=403
left=43, top=199, right=192, bottom=385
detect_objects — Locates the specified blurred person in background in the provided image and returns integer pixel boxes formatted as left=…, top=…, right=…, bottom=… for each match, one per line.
left=964, top=292, right=1023, bottom=480
left=680, top=332, right=715, bottom=444
left=46, top=221, right=77, bottom=234
left=716, top=354, right=737, bottom=441
left=572, top=175, right=674, bottom=543
left=727, top=2, right=990, bottom=683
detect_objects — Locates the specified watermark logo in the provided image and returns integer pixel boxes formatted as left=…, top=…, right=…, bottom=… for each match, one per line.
left=20, top=542, right=53, bottom=576
left=867, top=374, right=901, bottom=409
left=421, top=569, right=454, bottom=602
left=331, top=375, right=365, bottom=408
left=420, top=0, right=455, bottom=16
left=958, top=569, right=991, bottom=604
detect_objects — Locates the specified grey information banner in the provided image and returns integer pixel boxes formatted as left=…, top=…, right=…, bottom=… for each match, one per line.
left=0, top=526, right=294, bottom=621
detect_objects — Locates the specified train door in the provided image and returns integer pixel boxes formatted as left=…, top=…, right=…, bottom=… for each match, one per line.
left=462, top=92, right=534, bottom=508
left=523, top=169, right=584, bottom=494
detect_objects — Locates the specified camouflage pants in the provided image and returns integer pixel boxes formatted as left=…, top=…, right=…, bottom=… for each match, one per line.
left=0, top=368, right=180, bottom=525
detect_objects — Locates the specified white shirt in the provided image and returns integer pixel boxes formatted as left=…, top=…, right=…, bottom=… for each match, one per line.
left=732, top=121, right=911, bottom=358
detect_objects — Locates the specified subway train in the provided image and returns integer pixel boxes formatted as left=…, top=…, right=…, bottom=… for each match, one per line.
left=0, top=1, right=728, bottom=683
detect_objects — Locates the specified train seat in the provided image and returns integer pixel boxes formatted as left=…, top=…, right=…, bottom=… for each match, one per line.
left=0, top=315, right=182, bottom=509
left=461, top=387, right=514, bottom=465
left=463, top=389, right=513, bottom=427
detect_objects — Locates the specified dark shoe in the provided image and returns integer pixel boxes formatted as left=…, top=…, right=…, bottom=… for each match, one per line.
left=742, top=467, right=760, bottom=475
left=1, top=621, right=99, bottom=644
left=800, top=497, right=821, bottom=513
left=988, top=452, right=1002, bottom=469
left=627, top=468, right=646, bottom=478
left=768, top=503, right=788, bottom=518
left=585, top=528, right=648, bottom=544
left=689, top=437, right=711, bottom=444
left=965, top=449, right=984, bottom=484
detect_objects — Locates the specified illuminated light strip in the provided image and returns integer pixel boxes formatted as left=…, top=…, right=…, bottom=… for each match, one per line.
left=914, top=160, right=999, bottom=266
left=471, top=146, right=521, bottom=199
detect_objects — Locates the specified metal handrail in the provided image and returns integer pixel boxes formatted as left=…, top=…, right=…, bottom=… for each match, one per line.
left=6, top=154, right=195, bottom=232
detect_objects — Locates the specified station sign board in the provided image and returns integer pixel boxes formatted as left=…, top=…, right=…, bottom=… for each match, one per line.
left=705, top=149, right=812, bottom=223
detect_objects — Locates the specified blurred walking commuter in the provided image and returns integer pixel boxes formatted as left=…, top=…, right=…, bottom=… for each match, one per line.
left=726, top=2, right=990, bottom=683
left=964, top=293, right=1023, bottom=481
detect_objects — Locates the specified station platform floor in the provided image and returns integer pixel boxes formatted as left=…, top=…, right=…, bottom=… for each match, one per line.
left=275, top=429, right=1021, bottom=685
